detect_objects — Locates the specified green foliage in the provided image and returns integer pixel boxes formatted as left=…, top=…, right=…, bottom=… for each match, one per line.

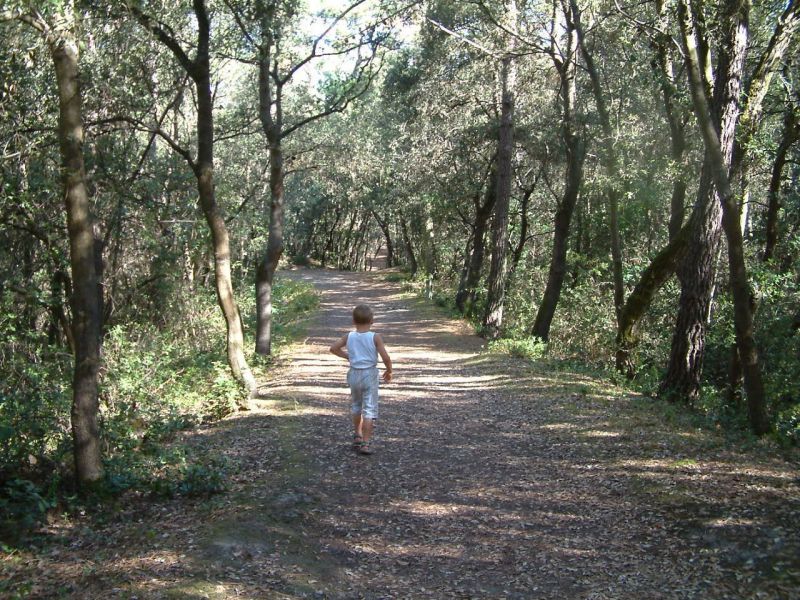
left=0, top=479, right=52, bottom=542
left=0, top=278, right=318, bottom=538
left=383, top=271, right=412, bottom=283
left=487, top=337, right=547, bottom=361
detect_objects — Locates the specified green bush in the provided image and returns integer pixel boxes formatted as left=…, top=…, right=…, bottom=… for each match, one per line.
left=383, top=271, right=412, bottom=283
left=0, top=278, right=319, bottom=536
left=0, top=479, right=52, bottom=541
left=487, top=337, right=548, bottom=361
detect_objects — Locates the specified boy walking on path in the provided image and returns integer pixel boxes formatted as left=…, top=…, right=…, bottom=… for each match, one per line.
left=330, top=304, right=393, bottom=455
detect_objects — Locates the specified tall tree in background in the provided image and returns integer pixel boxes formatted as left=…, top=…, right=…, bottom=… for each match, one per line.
left=676, top=0, right=768, bottom=433
left=482, top=0, right=517, bottom=337
left=230, top=0, right=386, bottom=354
left=660, top=0, right=747, bottom=402
left=531, top=0, right=585, bottom=341
left=130, top=0, right=257, bottom=400
left=1, top=4, right=104, bottom=486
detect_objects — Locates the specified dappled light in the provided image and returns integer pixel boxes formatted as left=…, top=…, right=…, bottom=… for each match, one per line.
left=2, top=269, right=799, bottom=597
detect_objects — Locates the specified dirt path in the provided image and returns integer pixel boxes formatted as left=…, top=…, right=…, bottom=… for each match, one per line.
left=5, top=269, right=800, bottom=599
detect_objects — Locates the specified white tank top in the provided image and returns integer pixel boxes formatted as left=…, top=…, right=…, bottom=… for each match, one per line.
left=347, top=331, right=378, bottom=369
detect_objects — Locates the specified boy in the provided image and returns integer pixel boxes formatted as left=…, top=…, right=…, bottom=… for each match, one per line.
left=329, top=304, right=393, bottom=455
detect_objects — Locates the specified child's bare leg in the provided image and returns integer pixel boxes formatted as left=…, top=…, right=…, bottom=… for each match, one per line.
left=361, top=418, right=373, bottom=443
left=352, top=413, right=363, bottom=438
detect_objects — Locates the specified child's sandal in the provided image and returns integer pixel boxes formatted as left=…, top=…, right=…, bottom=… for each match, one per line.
left=352, top=435, right=364, bottom=450
left=358, top=443, right=374, bottom=455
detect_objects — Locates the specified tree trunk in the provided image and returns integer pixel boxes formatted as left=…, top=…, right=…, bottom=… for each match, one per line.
left=532, top=15, right=583, bottom=342
left=321, top=206, right=342, bottom=266
left=615, top=222, right=691, bottom=376
left=131, top=0, right=255, bottom=399
left=255, top=141, right=284, bottom=355
left=662, top=0, right=746, bottom=402
left=506, top=186, right=533, bottom=295
left=255, top=0, right=284, bottom=356
left=677, top=0, right=769, bottom=433
left=191, top=11, right=255, bottom=398
left=570, top=0, right=625, bottom=323
left=399, top=211, right=417, bottom=275
left=483, top=52, right=516, bottom=337
left=51, top=33, right=104, bottom=486
left=763, top=107, right=798, bottom=262
left=456, top=171, right=497, bottom=314
left=196, top=82, right=256, bottom=396
left=653, top=0, right=689, bottom=240
left=372, top=210, right=394, bottom=267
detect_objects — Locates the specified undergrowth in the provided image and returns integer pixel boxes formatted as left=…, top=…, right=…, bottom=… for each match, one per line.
left=0, top=277, right=318, bottom=544
left=404, top=269, right=800, bottom=450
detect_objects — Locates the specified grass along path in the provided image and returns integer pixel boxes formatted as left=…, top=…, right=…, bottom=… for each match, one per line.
left=2, top=268, right=799, bottom=599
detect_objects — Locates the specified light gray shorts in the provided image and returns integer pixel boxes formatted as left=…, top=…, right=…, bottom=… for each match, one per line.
left=348, top=367, right=379, bottom=420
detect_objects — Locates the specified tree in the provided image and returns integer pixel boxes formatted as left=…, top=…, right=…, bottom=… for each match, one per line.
left=129, top=0, right=257, bottom=401
left=531, top=0, right=585, bottom=342
left=1, top=3, right=104, bottom=486
left=232, top=0, right=388, bottom=355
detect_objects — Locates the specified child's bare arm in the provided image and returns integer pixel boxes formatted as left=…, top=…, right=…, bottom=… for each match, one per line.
left=374, top=333, right=393, bottom=382
left=329, top=334, right=349, bottom=360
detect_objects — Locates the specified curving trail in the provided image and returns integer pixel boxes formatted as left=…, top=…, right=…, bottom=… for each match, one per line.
left=7, top=268, right=799, bottom=599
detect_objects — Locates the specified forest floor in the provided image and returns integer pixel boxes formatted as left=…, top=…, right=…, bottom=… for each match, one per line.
left=3, top=268, right=800, bottom=599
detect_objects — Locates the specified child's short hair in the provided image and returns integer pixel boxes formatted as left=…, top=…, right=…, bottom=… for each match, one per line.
left=353, top=304, right=374, bottom=325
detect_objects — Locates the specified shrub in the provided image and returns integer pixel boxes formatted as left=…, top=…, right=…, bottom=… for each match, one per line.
left=487, top=337, right=548, bottom=361
left=0, top=479, right=51, bottom=542
left=0, top=278, right=319, bottom=536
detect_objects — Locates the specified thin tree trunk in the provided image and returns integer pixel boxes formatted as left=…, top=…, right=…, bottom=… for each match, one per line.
left=532, top=19, right=584, bottom=341
left=399, top=211, right=417, bottom=275
left=255, top=0, right=284, bottom=356
left=570, top=0, right=625, bottom=322
left=255, top=141, right=284, bottom=355
left=322, top=206, right=342, bottom=266
left=764, top=107, right=798, bottom=262
left=483, top=51, right=516, bottom=337
left=653, top=0, right=689, bottom=240
left=456, top=231, right=475, bottom=310
left=51, top=29, right=104, bottom=486
left=456, top=171, right=497, bottom=314
left=506, top=186, right=533, bottom=295
left=131, top=0, right=255, bottom=399
left=615, top=222, right=691, bottom=376
left=372, top=210, right=394, bottom=268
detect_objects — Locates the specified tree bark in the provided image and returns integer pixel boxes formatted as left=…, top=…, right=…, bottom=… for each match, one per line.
left=763, top=105, right=798, bottom=262
left=532, top=16, right=584, bottom=342
left=483, top=51, right=516, bottom=337
left=456, top=170, right=497, bottom=314
left=672, top=0, right=769, bottom=434
left=51, top=28, right=104, bottom=486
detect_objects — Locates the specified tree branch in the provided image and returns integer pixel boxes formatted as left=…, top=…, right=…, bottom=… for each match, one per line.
left=127, top=4, right=196, bottom=76
left=280, top=0, right=371, bottom=85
